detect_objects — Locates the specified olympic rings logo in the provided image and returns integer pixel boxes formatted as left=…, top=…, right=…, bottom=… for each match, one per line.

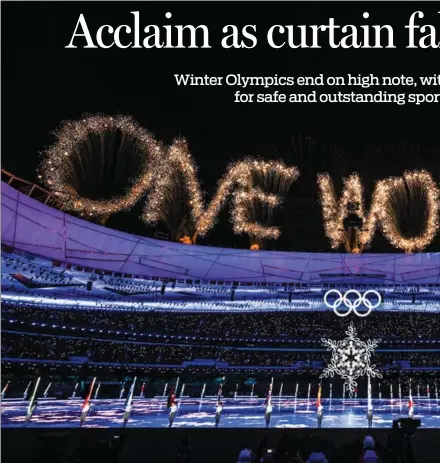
left=323, top=289, right=381, bottom=317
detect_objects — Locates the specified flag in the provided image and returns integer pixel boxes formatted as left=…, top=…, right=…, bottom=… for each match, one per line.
left=123, top=377, right=137, bottom=425
left=265, top=378, right=274, bottom=406
left=408, top=385, right=414, bottom=417
left=124, top=377, right=137, bottom=408
left=2, top=381, right=10, bottom=399
left=167, top=388, right=176, bottom=408
left=80, top=377, right=96, bottom=425
left=25, top=377, right=41, bottom=422
left=82, top=377, right=96, bottom=410
left=316, top=384, right=322, bottom=408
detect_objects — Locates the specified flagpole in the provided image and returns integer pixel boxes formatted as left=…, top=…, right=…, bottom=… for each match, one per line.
left=119, top=382, right=125, bottom=400
left=217, top=383, right=223, bottom=406
left=80, top=377, right=96, bottom=426
left=25, top=377, right=41, bottom=423
left=43, top=382, right=52, bottom=399
left=367, top=376, right=372, bottom=409
left=71, top=382, right=79, bottom=399
left=139, top=382, right=145, bottom=398
left=317, top=381, right=322, bottom=408
left=2, top=381, right=11, bottom=399
left=23, top=381, right=32, bottom=401
left=94, top=382, right=101, bottom=400
left=264, top=378, right=274, bottom=428
left=123, top=377, right=137, bottom=427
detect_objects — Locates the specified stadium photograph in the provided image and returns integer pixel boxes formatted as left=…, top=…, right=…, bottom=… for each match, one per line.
left=2, top=2, right=440, bottom=463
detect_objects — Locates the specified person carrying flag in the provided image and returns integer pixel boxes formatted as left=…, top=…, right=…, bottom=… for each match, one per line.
left=408, top=397, right=414, bottom=418
left=264, top=399, right=273, bottom=429
left=25, top=399, right=38, bottom=423
left=215, top=384, right=223, bottom=428
left=1, top=381, right=10, bottom=400
left=367, top=405, right=373, bottom=428
left=23, top=381, right=32, bottom=401
left=316, top=383, right=323, bottom=428
left=167, top=385, right=178, bottom=427
left=169, top=400, right=178, bottom=427
left=80, top=377, right=96, bottom=427
left=217, top=384, right=223, bottom=403
left=25, top=377, right=41, bottom=424
left=167, top=387, right=176, bottom=409
left=264, top=379, right=274, bottom=428
left=139, top=382, right=145, bottom=399
left=80, top=400, right=91, bottom=427
left=408, top=381, right=414, bottom=418
left=122, top=377, right=137, bottom=427
left=367, top=376, right=373, bottom=428
left=215, top=401, right=223, bottom=428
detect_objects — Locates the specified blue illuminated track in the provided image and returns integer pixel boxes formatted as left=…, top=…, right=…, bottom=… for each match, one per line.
left=2, top=397, right=440, bottom=428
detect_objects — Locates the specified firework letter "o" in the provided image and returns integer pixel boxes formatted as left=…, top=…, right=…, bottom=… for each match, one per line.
left=40, top=114, right=163, bottom=217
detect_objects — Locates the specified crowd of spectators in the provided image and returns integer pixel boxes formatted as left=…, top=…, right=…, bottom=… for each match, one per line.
left=3, top=330, right=440, bottom=370
left=232, top=432, right=420, bottom=463
left=3, top=304, right=440, bottom=342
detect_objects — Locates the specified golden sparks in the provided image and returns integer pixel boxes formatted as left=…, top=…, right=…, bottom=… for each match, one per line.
left=39, top=114, right=163, bottom=217
left=317, top=170, right=440, bottom=253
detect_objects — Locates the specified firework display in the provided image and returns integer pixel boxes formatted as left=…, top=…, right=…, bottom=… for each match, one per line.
left=318, top=169, right=440, bottom=253
left=39, top=114, right=163, bottom=218
left=143, top=139, right=299, bottom=243
left=38, top=114, right=439, bottom=252
left=142, top=138, right=206, bottom=241
left=375, top=170, right=440, bottom=253
left=231, top=160, right=299, bottom=246
left=2, top=201, right=440, bottom=431
left=142, top=141, right=193, bottom=241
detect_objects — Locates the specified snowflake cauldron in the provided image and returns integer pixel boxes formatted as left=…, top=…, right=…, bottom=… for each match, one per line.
left=320, top=323, right=382, bottom=396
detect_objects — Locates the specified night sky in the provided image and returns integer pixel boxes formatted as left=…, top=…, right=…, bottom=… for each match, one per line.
left=2, top=2, right=439, bottom=252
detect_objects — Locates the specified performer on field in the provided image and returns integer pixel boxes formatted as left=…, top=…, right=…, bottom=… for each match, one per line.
left=25, top=399, right=38, bottom=423
left=80, top=400, right=91, bottom=427
left=167, top=388, right=176, bottom=408
left=169, top=401, right=178, bottom=427
left=367, top=405, right=373, bottom=428
left=367, top=377, right=373, bottom=429
left=80, top=377, right=96, bottom=427
left=408, top=397, right=414, bottom=418
left=408, top=382, right=414, bottom=418
left=2, top=381, right=10, bottom=400
left=215, top=400, right=223, bottom=428
left=316, top=383, right=323, bottom=428
left=317, top=404, right=323, bottom=428
left=264, top=381, right=273, bottom=428
left=264, top=400, right=272, bottom=428
left=25, top=378, right=41, bottom=424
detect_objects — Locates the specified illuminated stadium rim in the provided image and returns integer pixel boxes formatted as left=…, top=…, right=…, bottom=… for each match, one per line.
left=4, top=247, right=440, bottom=293
left=2, top=293, right=440, bottom=313
left=5, top=247, right=440, bottom=291
left=3, top=178, right=440, bottom=287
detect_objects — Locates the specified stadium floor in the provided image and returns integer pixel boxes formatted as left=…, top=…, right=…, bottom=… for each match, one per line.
left=2, top=397, right=439, bottom=428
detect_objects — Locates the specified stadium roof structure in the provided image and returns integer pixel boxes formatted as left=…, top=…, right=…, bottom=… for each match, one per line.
left=2, top=181, right=440, bottom=285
